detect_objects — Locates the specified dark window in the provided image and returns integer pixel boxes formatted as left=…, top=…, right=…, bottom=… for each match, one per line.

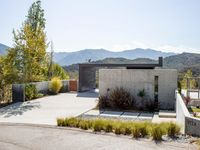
left=154, top=76, right=159, bottom=110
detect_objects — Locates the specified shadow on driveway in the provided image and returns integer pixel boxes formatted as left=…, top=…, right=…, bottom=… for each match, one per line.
left=76, top=91, right=99, bottom=98
left=0, top=101, right=40, bottom=118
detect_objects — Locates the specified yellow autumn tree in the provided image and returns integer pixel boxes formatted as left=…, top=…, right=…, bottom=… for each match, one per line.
left=4, top=0, right=48, bottom=83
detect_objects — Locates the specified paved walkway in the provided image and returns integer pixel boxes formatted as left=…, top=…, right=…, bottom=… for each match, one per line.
left=81, top=110, right=177, bottom=123
left=82, top=110, right=154, bottom=120
left=0, top=92, right=98, bottom=125
left=0, top=123, right=197, bottom=150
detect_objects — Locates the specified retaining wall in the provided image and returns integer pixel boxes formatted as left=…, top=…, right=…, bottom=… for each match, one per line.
left=176, top=91, right=200, bottom=136
left=12, top=80, right=70, bottom=103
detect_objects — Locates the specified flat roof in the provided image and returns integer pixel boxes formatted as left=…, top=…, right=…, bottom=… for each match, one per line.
left=79, top=57, right=163, bottom=69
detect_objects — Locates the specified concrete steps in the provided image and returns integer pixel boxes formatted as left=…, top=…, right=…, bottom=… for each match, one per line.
left=159, top=111, right=176, bottom=118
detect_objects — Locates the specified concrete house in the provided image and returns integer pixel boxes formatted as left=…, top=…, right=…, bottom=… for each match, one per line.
left=78, top=57, right=177, bottom=110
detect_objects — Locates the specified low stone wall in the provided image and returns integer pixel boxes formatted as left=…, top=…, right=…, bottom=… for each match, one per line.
left=12, top=80, right=70, bottom=103
left=176, top=91, right=200, bottom=136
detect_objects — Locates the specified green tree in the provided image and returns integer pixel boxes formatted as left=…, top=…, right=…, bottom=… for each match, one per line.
left=0, top=56, right=12, bottom=103
left=52, top=64, right=69, bottom=80
left=180, top=70, right=197, bottom=89
left=26, top=0, right=45, bottom=30
left=5, top=0, right=48, bottom=83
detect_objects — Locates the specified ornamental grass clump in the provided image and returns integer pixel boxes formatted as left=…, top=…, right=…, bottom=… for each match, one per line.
left=65, top=117, right=80, bottom=127
left=79, top=120, right=89, bottom=130
left=139, top=122, right=151, bottom=137
left=132, top=124, right=141, bottom=138
left=104, top=122, right=113, bottom=132
left=167, top=122, right=180, bottom=137
left=57, top=118, right=181, bottom=141
left=114, top=124, right=122, bottom=135
left=93, top=119, right=105, bottom=132
left=151, top=124, right=165, bottom=141
left=57, top=118, right=65, bottom=126
left=49, top=77, right=63, bottom=94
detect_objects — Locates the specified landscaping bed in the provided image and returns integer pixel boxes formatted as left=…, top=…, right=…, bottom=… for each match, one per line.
left=57, top=117, right=180, bottom=141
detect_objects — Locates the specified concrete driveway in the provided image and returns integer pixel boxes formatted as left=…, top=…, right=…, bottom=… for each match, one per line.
left=0, top=123, right=197, bottom=150
left=0, top=91, right=98, bottom=125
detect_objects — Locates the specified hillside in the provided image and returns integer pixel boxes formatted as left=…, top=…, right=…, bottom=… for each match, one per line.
left=164, top=52, right=200, bottom=75
left=0, top=43, right=9, bottom=55
left=64, top=52, right=200, bottom=78
left=54, top=48, right=175, bottom=65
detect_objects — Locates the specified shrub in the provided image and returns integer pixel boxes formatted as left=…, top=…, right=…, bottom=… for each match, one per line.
left=145, top=100, right=155, bottom=112
left=93, top=119, right=104, bottom=132
left=57, top=118, right=181, bottom=141
left=122, top=123, right=132, bottom=135
left=132, top=124, right=141, bottom=138
left=138, top=89, right=146, bottom=98
left=65, top=117, right=80, bottom=127
left=114, top=125, right=122, bottom=135
left=151, top=125, right=165, bottom=141
left=109, top=87, right=134, bottom=109
left=139, top=122, right=150, bottom=137
left=167, top=122, right=180, bottom=137
left=49, top=77, right=63, bottom=94
left=97, top=95, right=107, bottom=109
left=185, top=96, right=191, bottom=106
left=79, top=120, right=89, bottom=130
left=57, top=118, right=65, bottom=126
left=104, top=122, right=113, bottom=132
left=25, top=84, right=38, bottom=100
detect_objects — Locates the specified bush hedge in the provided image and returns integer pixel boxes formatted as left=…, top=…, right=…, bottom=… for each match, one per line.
left=25, top=84, right=43, bottom=100
left=57, top=117, right=180, bottom=141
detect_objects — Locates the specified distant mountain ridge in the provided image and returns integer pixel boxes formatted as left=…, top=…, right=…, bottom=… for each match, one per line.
left=0, top=43, right=9, bottom=55
left=53, top=48, right=176, bottom=65
left=64, top=52, right=200, bottom=77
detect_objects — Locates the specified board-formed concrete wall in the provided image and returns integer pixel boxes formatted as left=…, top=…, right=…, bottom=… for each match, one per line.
left=99, top=68, right=177, bottom=110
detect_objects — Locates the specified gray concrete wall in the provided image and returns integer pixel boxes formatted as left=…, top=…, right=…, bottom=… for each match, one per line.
left=185, top=116, right=200, bottom=136
left=176, top=91, right=200, bottom=136
left=12, top=80, right=69, bottom=103
left=79, top=66, right=96, bottom=91
left=99, top=68, right=177, bottom=110
left=176, top=91, right=190, bottom=133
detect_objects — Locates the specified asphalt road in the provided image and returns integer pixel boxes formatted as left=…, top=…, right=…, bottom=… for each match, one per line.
left=0, top=123, right=197, bottom=150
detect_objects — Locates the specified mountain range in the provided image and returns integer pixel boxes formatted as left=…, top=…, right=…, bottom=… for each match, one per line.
left=1, top=43, right=200, bottom=76
left=0, top=43, right=9, bottom=55
left=53, top=48, right=176, bottom=65
left=0, top=43, right=176, bottom=65
left=64, top=52, right=200, bottom=77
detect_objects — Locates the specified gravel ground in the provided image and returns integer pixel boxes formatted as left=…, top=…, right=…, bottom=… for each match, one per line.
left=0, top=123, right=197, bottom=150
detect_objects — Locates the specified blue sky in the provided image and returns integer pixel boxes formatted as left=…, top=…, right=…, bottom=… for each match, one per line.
left=1, top=0, right=200, bottom=53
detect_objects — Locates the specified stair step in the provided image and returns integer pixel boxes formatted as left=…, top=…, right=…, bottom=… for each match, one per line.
left=159, top=111, right=176, bottom=118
